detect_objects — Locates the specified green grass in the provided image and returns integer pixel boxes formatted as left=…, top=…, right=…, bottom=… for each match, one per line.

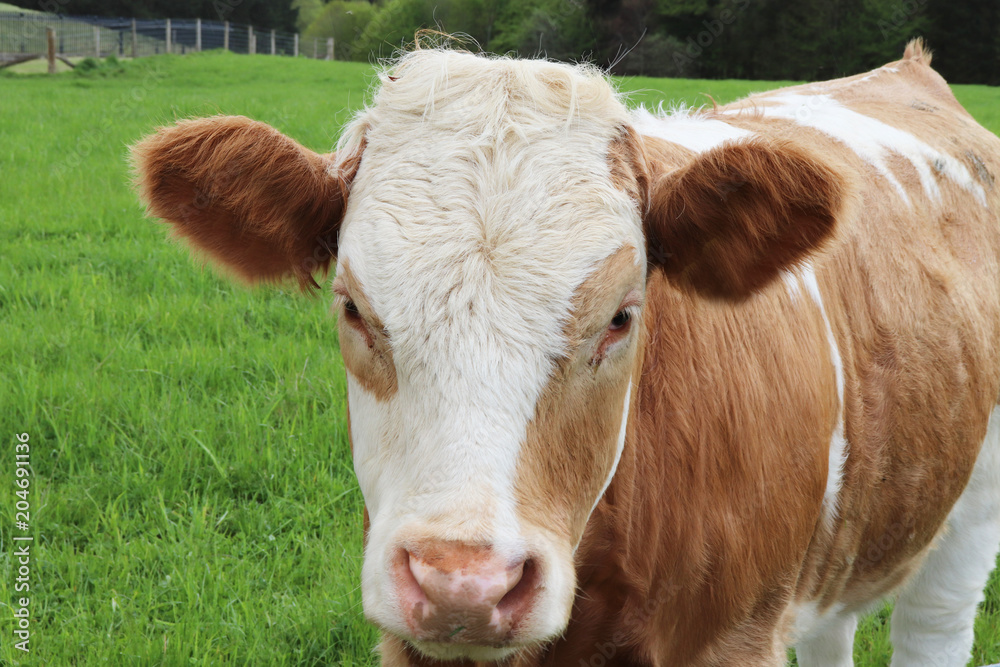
left=0, top=2, right=41, bottom=12
left=1, top=51, right=998, bottom=665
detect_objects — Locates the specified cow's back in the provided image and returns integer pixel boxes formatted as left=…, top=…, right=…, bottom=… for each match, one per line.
left=736, top=47, right=1000, bottom=609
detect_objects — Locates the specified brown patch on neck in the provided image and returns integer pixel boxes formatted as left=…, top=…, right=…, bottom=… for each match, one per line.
left=335, top=259, right=398, bottom=401
left=557, top=274, right=837, bottom=664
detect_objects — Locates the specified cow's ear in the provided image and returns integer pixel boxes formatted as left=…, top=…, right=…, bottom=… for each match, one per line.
left=644, top=137, right=851, bottom=300
left=131, top=115, right=361, bottom=291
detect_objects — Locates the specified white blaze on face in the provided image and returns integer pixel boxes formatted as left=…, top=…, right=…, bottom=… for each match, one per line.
left=332, top=51, right=646, bottom=646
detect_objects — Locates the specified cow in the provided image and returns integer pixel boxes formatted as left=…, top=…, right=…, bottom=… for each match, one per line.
left=132, top=39, right=1000, bottom=666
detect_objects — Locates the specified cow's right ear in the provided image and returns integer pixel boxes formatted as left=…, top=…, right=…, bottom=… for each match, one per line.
left=131, top=115, right=361, bottom=291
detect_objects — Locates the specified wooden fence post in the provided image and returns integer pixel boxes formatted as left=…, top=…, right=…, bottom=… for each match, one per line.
left=93, top=25, right=99, bottom=57
left=131, top=18, right=137, bottom=58
left=313, top=37, right=317, bottom=58
left=248, top=25, right=254, bottom=55
left=196, top=18, right=202, bottom=52
left=166, top=18, right=171, bottom=54
left=223, top=21, right=229, bottom=51
left=293, top=33, right=299, bottom=57
left=326, top=37, right=334, bottom=60
left=46, top=27, right=56, bottom=73
left=270, top=29, right=275, bottom=55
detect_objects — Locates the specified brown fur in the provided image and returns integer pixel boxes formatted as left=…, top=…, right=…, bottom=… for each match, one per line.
left=528, top=270, right=836, bottom=666
left=334, top=261, right=399, bottom=401
left=645, top=137, right=853, bottom=301
left=131, top=115, right=360, bottom=290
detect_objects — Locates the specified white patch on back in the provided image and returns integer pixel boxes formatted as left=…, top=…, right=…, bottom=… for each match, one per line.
left=753, top=93, right=987, bottom=207
left=844, top=65, right=900, bottom=88
left=631, top=106, right=753, bottom=154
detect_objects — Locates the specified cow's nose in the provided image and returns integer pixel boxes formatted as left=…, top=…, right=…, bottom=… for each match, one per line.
left=392, top=541, right=539, bottom=644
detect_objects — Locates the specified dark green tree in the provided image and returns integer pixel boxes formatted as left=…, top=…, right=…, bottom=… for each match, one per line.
left=303, top=1, right=378, bottom=60
left=921, top=0, right=1000, bottom=85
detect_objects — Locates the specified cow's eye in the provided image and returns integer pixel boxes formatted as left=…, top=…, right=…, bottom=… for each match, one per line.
left=610, top=309, right=631, bottom=331
left=593, top=307, right=635, bottom=365
left=340, top=298, right=375, bottom=347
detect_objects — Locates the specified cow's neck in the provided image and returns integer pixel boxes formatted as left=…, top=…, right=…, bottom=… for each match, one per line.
left=567, top=268, right=833, bottom=665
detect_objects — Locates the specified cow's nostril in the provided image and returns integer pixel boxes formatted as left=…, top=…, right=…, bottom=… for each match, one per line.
left=497, top=557, right=538, bottom=621
left=394, top=541, right=539, bottom=644
left=393, top=547, right=428, bottom=609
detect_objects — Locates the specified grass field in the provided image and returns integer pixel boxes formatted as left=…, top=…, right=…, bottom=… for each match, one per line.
left=0, top=2, right=41, bottom=12
left=1, top=51, right=998, bottom=666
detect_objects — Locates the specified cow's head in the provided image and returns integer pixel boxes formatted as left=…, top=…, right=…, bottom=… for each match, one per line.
left=133, top=51, right=847, bottom=662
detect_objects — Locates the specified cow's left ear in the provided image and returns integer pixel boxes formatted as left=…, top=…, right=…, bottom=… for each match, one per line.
left=644, top=137, right=852, bottom=300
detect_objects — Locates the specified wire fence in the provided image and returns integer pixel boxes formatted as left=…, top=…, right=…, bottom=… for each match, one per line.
left=0, top=10, right=333, bottom=64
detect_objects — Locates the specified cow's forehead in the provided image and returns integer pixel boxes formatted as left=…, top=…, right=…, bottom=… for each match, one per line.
left=337, top=152, right=644, bottom=386
left=335, top=51, right=646, bottom=375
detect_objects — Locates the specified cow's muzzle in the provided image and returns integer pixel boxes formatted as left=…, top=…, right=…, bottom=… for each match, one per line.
left=391, top=540, right=541, bottom=648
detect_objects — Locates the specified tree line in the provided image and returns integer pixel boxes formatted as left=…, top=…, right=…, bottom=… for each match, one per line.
left=18, top=0, right=1000, bottom=83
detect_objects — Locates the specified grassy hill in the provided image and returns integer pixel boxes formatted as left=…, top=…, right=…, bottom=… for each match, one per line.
left=1, top=51, right=998, bottom=665
left=0, top=2, right=41, bottom=12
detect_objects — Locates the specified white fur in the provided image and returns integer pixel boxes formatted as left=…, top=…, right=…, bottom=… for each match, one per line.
left=336, top=50, right=645, bottom=649
left=631, top=105, right=753, bottom=153
left=781, top=270, right=802, bottom=302
left=793, top=602, right=856, bottom=667
left=791, top=263, right=848, bottom=526
left=754, top=93, right=987, bottom=207
left=835, top=64, right=900, bottom=89
left=853, top=65, right=897, bottom=84
left=889, top=406, right=1000, bottom=666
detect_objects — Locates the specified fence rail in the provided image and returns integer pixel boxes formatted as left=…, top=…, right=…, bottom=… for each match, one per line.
left=0, top=10, right=335, bottom=66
